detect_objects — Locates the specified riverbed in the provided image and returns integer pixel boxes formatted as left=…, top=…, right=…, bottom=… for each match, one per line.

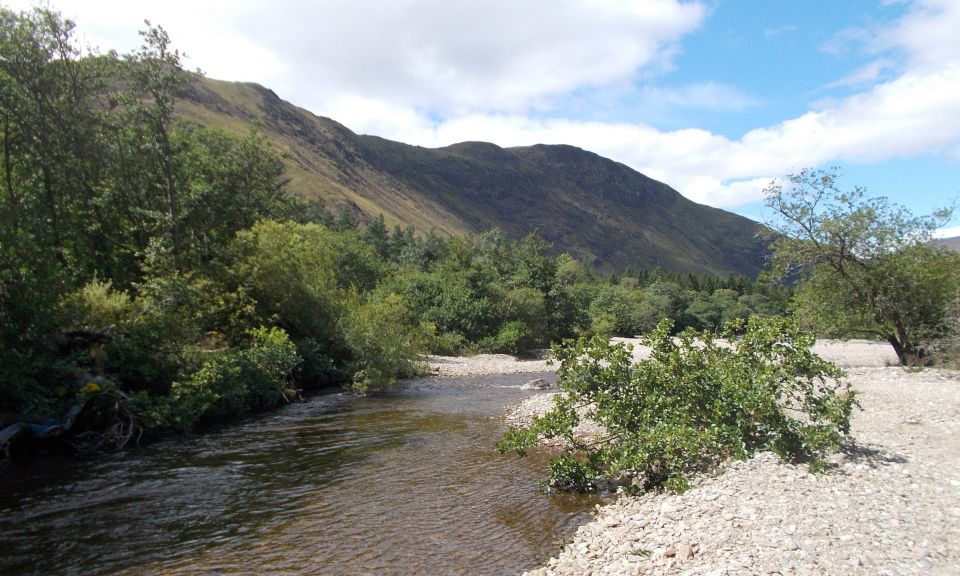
left=0, top=373, right=598, bottom=575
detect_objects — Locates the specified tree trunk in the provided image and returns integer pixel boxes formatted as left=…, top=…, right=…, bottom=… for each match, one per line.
left=2, top=115, right=17, bottom=220
left=886, top=333, right=907, bottom=365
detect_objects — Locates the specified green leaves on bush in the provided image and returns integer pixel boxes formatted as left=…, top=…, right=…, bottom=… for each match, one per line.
left=343, top=294, right=427, bottom=394
left=499, top=316, right=857, bottom=492
left=134, top=326, right=300, bottom=435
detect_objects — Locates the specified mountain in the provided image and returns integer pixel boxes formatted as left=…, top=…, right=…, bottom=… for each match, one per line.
left=177, top=76, right=771, bottom=277
left=931, top=236, right=960, bottom=251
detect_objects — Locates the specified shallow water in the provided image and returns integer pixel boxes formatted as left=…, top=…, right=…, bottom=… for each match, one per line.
left=0, top=373, right=599, bottom=575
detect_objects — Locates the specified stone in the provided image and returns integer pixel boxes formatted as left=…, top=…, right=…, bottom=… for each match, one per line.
left=521, top=378, right=551, bottom=390
left=506, top=363, right=960, bottom=576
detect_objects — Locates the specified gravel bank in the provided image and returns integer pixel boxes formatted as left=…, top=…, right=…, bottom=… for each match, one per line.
left=503, top=341, right=960, bottom=575
left=425, top=353, right=553, bottom=377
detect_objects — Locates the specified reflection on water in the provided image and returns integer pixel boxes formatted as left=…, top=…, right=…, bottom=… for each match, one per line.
left=0, top=373, right=599, bottom=575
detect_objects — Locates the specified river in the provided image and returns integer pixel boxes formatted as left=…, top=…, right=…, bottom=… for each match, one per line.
left=0, top=373, right=600, bottom=575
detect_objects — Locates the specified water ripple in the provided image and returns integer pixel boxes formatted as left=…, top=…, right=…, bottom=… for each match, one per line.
left=0, top=373, right=594, bottom=576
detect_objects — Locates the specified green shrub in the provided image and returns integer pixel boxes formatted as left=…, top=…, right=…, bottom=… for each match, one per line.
left=60, top=279, right=134, bottom=334
left=343, top=294, right=427, bottom=394
left=499, top=316, right=857, bottom=492
left=242, top=326, right=301, bottom=408
left=479, top=320, right=535, bottom=354
left=427, top=330, right=469, bottom=356
left=147, top=326, right=300, bottom=433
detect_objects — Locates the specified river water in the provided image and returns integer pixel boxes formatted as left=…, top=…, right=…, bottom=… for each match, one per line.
left=0, top=373, right=600, bottom=575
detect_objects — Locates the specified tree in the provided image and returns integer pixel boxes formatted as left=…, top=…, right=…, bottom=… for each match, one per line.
left=499, top=317, right=855, bottom=492
left=119, top=21, right=190, bottom=271
left=362, top=213, right=390, bottom=258
left=764, top=167, right=959, bottom=364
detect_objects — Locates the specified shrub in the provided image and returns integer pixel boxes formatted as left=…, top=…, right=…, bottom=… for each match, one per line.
left=60, top=279, right=134, bottom=334
left=480, top=320, right=534, bottom=354
left=146, top=326, right=300, bottom=433
left=499, top=316, right=857, bottom=492
left=343, top=294, right=428, bottom=394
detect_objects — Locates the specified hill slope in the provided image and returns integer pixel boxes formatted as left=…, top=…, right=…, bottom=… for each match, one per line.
left=177, top=76, right=770, bottom=276
left=932, top=236, right=960, bottom=251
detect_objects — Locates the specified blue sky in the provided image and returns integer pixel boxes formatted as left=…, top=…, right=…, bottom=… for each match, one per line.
left=11, top=0, right=959, bottom=231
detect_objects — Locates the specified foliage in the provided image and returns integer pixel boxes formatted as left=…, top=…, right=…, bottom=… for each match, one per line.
left=925, top=293, right=960, bottom=367
left=342, top=294, right=428, bottom=394
left=0, top=6, right=792, bottom=452
left=232, top=220, right=383, bottom=382
left=60, top=279, right=134, bottom=334
left=765, top=168, right=959, bottom=364
left=136, top=326, right=300, bottom=435
left=499, top=317, right=856, bottom=492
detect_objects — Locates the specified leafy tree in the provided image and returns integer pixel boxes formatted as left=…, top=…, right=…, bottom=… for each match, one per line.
left=363, top=213, right=390, bottom=259
left=342, top=293, right=427, bottom=393
left=232, top=220, right=379, bottom=380
left=121, top=22, right=190, bottom=271
left=499, top=317, right=856, bottom=492
left=765, top=168, right=959, bottom=363
left=177, top=126, right=288, bottom=267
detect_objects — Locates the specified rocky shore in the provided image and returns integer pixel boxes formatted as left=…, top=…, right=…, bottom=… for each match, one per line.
left=494, top=341, right=960, bottom=575
left=425, top=353, right=554, bottom=377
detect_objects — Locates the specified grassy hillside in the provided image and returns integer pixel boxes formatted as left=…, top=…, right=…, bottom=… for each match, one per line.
left=176, top=76, right=771, bottom=277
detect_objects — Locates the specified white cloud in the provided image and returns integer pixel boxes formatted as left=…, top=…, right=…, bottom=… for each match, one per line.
left=235, top=0, right=706, bottom=114
left=10, top=0, right=960, bottom=210
left=880, top=0, right=960, bottom=72
left=273, top=0, right=960, bottom=209
left=639, top=82, right=762, bottom=112
left=825, top=58, right=897, bottom=89
left=934, top=226, right=960, bottom=239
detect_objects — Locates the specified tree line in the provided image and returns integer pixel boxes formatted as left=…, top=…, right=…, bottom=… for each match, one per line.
left=3, top=6, right=958, bottom=450
left=0, top=7, right=789, bottom=439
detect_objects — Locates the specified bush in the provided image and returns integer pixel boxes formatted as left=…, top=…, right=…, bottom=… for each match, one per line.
left=342, top=294, right=427, bottom=394
left=60, top=279, right=134, bottom=334
left=479, top=320, right=534, bottom=354
left=499, top=316, right=857, bottom=492
left=233, top=220, right=382, bottom=381
left=141, top=326, right=300, bottom=434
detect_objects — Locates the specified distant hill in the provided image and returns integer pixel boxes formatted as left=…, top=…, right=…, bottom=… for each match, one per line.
left=932, top=237, right=960, bottom=251
left=176, top=76, right=771, bottom=277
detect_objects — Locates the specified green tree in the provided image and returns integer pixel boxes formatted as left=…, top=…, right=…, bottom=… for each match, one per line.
left=342, top=293, right=427, bottom=393
left=363, top=213, right=390, bottom=259
left=121, top=22, right=190, bottom=271
left=499, top=317, right=856, bottom=492
left=765, top=168, right=958, bottom=364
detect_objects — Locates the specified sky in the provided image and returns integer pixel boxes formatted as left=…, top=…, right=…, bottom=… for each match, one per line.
left=10, top=0, right=960, bottom=232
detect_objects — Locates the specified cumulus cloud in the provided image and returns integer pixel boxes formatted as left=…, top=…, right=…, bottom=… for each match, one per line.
left=934, top=226, right=960, bottom=239
left=9, top=0, right=959, bottom=210
left=261, top=0, right=960, bottom=209
left=234, top=0, right=706, bottom=114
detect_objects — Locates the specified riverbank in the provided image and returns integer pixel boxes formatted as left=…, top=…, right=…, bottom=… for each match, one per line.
left=425, top=353, right=554, bottom=377
left=498, top=340, right=960, bottom=575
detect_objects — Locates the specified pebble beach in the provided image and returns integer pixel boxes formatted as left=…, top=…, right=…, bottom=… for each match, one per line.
left=436, top=340, right=960, bottom=575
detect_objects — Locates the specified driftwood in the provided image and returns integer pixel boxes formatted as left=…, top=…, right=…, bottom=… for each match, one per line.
left=0, top=391, right=140, bottom=461
left=64, top=391, right=140, bottom=455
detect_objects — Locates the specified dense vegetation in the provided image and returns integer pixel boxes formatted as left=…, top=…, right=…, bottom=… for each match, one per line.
left=0, top=7, right=787, bottom=445
left=498, top=317, right=857, bottom=492
left=6, top=7, right=955, bottom=478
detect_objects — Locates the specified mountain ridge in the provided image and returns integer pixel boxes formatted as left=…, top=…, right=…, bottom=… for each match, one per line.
left=177, top=76, right=770, bottom=276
